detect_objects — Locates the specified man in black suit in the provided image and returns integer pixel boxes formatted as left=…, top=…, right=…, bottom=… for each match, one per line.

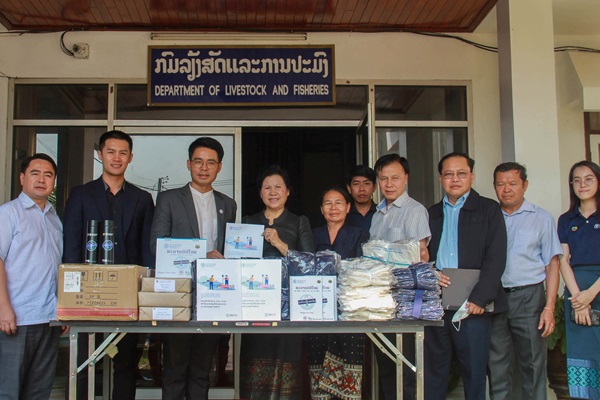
left=425, top=152, right=507, bottom=400
left=150, top=137, right=237, bottom=400
left=63, top=130, right=154, bottom=400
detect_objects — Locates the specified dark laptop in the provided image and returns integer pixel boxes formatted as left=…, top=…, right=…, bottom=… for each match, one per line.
left=441, top=268, right=494, bottom=312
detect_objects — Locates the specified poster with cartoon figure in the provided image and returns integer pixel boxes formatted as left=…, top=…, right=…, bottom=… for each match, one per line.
left=196, top=259, right=242, bottom=321
left=241, top=259, right=281, bottom=321
left=224, top=223, right=264, bottom=259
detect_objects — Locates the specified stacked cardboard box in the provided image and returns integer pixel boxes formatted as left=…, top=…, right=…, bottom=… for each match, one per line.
left=138, top=277, right=193, bottom=321
left=57, top=264, right=152, bottom=321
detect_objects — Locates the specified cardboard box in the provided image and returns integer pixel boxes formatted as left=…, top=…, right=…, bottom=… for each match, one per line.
left=138, top=292, right=192, bottom=307
left=290, top=276, right=322, bottom=321
left=322, top=276, right=338, bottom=321
left=290, top=275, right=337, bottom=321
left=155, top=238, right=207, bottom=278
left=58, top=264, right=150, bottom=321
left=141, top=277, right=192, bottom=293
left=139, top=307, right=191, bottom=321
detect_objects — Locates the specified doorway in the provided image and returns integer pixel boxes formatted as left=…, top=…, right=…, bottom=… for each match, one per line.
left=241, top=127, right=358, bottom=228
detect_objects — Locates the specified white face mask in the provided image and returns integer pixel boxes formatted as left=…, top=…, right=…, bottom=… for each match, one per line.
left=451, top=299, right=470, bottom=331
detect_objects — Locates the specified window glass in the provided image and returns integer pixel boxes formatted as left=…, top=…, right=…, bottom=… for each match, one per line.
left=93, top=134, right=235, bottom=202
left=376, top=127, right=468, bottom=207
left=12, top=126, right=107, bottom=215
left=14, top=85, right=108, bottom=120
left=375, top=86, right=467, bottom=121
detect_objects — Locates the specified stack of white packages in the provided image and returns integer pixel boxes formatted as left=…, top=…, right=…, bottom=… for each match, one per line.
left=336, top=257, right=396, bottom=321
left=361, top=239, right=420, bottom=266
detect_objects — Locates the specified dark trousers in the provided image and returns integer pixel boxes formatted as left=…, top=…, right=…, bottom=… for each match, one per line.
left=74, top=332, right=139, bottom=400
left=488, top=283, right=547, bottom=400
left=374, top=333, right=415, bottom=400
left=425, top=312, right=492, bottom=400
left=0, top=323, right=61, bottom=400
left=162, top=333, right=220, bottom=400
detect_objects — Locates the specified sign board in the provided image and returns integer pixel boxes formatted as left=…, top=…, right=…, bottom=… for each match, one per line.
left=148, top=45, right=335, bottom=106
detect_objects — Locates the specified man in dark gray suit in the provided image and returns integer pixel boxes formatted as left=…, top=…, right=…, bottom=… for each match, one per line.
left=150, top=137, right=237, bottom=400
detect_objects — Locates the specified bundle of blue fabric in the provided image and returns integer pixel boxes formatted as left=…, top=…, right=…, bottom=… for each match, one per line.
left=391, top=262, right=443, bottom=320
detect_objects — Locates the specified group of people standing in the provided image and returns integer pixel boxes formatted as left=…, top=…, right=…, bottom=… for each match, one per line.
left=0, top=129, right=599, bottom=400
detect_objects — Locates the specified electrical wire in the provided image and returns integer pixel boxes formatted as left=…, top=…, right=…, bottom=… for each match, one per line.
left=406, top=30, right=600, bottom=55
left=406, top=30, right=499, bottom=53
left=59, top=31, right=74, bottom=57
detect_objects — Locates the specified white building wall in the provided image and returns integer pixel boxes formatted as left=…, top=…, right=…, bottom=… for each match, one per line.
left=0, top=29, right=597, bottom=217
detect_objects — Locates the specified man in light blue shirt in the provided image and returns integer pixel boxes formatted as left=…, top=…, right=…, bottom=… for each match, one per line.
left=0, top=154, right=66, bottom=400
left=488, top=162, right=562, bottom=400
left=437, top=193, right=468, bottom=270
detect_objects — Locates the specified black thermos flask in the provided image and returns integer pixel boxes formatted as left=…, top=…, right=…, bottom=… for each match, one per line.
left=85, top=220, right=99, bottom=264
left=101, top=220, right=115, bottom=264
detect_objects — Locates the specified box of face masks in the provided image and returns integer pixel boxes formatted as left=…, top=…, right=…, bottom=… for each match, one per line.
left=290, top=275, right=337, bottom=321
left=155, top=238, right=207, bottom=278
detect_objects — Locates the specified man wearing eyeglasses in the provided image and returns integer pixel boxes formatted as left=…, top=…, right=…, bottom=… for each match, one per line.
left=425, top=152, right=507, bottom=400
left=488, top=162, right=561, bottom=400
left=369, top=153, right=431, bottom=400
left=150, top=136, right=237, bottom=400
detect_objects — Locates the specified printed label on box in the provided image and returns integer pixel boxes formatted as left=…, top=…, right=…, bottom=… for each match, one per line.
left=152, top=307, right=173, bottom=320
left=63, top=271, right=81, bottom=293
left=154, top=279, right=176, bottom=293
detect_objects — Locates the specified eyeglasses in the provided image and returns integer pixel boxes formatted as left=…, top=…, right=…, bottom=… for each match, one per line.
left=442, top=171, right=470, bottom=181
left=191, top=159, right=219, bottom=170
left=571, top=177, right=597, bottom=187
left=322, top=200, right=347, bottom=209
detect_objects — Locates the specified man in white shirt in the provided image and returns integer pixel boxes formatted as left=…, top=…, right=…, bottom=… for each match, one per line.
left=151, top=137, right=237, bottom=400
left=369, top=153, right=431, bottom=400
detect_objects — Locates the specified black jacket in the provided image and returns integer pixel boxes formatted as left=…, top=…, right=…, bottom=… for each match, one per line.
left=63, top=177, right=155, bottom=266
left=428, top=189, right=508, bottom=313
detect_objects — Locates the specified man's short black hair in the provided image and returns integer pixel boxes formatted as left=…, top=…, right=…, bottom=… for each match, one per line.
left=346, top=165, right=376, bottom=186
left=21, top=153, right=57, bottom=175
left=374, top=154, right=410, bottom=175
left=188, top=137, right=225, bottom=162
left=437, top=152, right=475, bottom=174
left=493, top=162, right=528, bottom=183
left=99, top=130, right=133, bottom=152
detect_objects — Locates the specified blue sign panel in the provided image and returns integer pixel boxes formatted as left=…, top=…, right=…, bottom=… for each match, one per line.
left=148, top=45, right=335, bottom=106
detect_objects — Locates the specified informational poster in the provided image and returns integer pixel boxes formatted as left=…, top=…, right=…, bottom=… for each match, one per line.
left=241, top=259, right=282, bottom=321
left=196, top=259, right=242, bottom=321
left=224, top=223, right=264, bottom=259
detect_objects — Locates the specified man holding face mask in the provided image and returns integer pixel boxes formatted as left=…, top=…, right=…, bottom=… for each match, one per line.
left=425, top=152, right=507, bottom=400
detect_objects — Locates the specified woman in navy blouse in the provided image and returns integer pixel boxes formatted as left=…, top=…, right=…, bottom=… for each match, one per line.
left=309, top=186, right=369, bottom=400
left=558, top=160, right=600, bottom=399
left=312, top=186, right=369, bottom=258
